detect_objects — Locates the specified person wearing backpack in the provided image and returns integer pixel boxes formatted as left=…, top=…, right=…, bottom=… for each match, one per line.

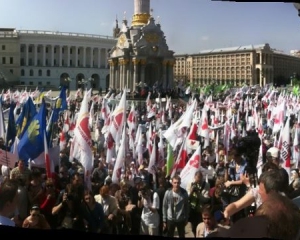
left=162, top=175, right=190, bottom=238
left=137, top=184, right=160, bottom=235
left=186, top=170, right=211, bottom=237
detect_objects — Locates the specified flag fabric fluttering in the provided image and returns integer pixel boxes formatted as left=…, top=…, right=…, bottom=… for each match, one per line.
left=6, top=102, right=16, bottom=148
left=71, top=89, right=93, bottom=189
left=43, top=130, right=54, bottom=179
left=112, top=126, right=126, bottom=184
left=15, top=97, right=37, bottom=139
left=17, top=99, right=47, bottom=162
left=166, top=143, right=174, bottom=177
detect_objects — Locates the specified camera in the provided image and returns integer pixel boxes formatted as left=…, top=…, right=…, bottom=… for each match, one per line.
left=235, top=131, right=261, bottom=177
left=67, top=194, right=74, bottom=201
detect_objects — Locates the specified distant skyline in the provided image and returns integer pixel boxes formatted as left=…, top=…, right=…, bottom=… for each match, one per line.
left=0, top=0, right=300, bottom=55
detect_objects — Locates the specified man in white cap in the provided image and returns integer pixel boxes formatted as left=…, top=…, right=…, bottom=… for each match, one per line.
left=266, top=147, right=289, bottom=193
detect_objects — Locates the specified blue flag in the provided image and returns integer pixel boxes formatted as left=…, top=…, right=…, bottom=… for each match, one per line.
left=17, top=99, right=47, bottom=162
left=6, top=102, right=16, bottom=148
left=52, top=86, right=67, bottom=123
left=15, top=97, right=37, bottom=139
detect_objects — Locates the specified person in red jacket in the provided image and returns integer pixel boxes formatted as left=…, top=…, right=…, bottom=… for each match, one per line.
left=40, top=179, right=59, bottom=229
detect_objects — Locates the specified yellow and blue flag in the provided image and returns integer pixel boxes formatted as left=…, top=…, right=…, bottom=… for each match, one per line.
left=17, top=98, right=47, bottom=162
left=15, top=97, right=37, bottom=139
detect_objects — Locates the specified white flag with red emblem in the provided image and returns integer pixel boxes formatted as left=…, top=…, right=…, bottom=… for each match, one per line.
left=280, top=116, right=291, bottom=180
left=170, top=137, right=188, bottom=178
left=199, top=108, right=210, bottom=148
left=164, top=99, right=196, bottom=149
left=272, top=100, right=286, bottom=134
left=127, top=102, right=137, bottom=132
left=112, top=126, right=126, bottom=184
left=186, top=119, right=199, bottom=152
left=180, top=144, right=201, bottom=189
left=71, top=89, right=93, bottom=189
left=109, top=89, right=126, bottom=144
left=105, top=132, right=116, bottom=164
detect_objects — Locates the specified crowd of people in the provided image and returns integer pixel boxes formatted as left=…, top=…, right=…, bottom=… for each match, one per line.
left=0, top=86, right=300, bottom=240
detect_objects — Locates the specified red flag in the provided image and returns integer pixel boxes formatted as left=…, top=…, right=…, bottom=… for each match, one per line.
left=44, top=131, right=54, bottom=179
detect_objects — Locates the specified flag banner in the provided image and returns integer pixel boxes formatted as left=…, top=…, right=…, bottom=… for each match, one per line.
left=17, top=99, right=46, bottom=162
left=0, top=149, right=18, bottom=168
left=30, top=146, right=60, bottom=168
left=180, top=144, right=201, bottom=189
left=186, top=139, right=199, bottom=150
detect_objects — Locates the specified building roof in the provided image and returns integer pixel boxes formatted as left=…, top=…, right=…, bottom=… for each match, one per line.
left=198, top=44, right=267, bottom=54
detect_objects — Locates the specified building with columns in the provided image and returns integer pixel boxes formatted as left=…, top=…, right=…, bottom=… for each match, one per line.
left=0, top=28, right=116, bottom=90
left=174, top=43, right=300, bottom=87
left=108, top=0, right=175, bottom=92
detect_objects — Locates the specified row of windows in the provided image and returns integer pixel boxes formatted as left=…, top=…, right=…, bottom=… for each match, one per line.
left=1, top=57, right=14, bottom=64
left=20, top=58, right=91, bottom=67
left=20, top=69, right=51, bottom=77
left=21, top=46, right=95, bottom=55
left=19, top=81, right=51, bottom=86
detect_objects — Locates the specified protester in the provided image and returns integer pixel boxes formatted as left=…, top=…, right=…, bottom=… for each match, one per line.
left=0, top=179, right=19, bottom=226
left=162, top=175, right=189, bottom=238
left=1, top=84, right=300, bottom=238
left=22, top=204, right=51, bottom=229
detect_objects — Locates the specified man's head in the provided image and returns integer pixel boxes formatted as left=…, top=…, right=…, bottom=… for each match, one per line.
left=201, top=205, right=216, bottom=229
left=258, top=169, right=286, bottom=202
left=266, top=147, right=280, bottom=166
left=194, top=170, right=203, bottom=183
left=17, top=159, right=25, bottom=171
left=0, top=179, right=19, bottom=217
left=255, top=192, right=300, bottom=240
left=171, top=175, right=181, bottom=192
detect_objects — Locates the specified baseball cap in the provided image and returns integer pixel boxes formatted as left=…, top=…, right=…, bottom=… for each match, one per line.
left=266, top=147, right=279, bottom=159
left=207, top=216, right=269, bottom=238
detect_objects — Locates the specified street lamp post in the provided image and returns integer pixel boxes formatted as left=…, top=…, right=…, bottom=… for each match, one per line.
left=78, top=77, right=94, bottom=91
left=63, top=77, right=72, bottom=97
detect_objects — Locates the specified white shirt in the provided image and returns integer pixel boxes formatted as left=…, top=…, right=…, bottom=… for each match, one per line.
left=0, top=215, right=15, bottom=227
left=141, top=192, right=160, bottom=228
left=249, top=187, right=262, bottom=208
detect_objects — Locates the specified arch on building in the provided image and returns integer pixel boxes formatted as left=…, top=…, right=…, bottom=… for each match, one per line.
left=76, top=73, right=85, bottom=89
left=91, top=73, right=100, bottom=90
left=60, top=73, right=70, bottom=88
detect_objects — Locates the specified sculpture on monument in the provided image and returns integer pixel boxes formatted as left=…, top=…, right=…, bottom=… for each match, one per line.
left=108, top=0, right=176, bottom=99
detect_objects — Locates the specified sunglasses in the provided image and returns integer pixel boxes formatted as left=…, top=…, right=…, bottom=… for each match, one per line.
left=31, top=214, right=40, bottom=217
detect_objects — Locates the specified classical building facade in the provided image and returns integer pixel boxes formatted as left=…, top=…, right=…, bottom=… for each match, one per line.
left=174, top=43, right=300, bottom=87
left=108, top=0, right=175, bottom=92
left=0, top=28, right=116, bottom=90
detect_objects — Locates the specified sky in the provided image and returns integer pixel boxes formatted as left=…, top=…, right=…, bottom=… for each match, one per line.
left=0, top=0, right=299, bottom=55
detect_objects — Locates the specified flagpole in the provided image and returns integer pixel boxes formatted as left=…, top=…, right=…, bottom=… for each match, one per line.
left=123, top=87, right=127, bottom=171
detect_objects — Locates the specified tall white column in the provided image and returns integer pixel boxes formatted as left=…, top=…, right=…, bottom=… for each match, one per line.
left=67, top=46, right=70, bottom=67
left=34, top=44, right=38, bottom=66
left=26, top=44, right=29, bottom=66
left=98, top=48, right=101, bottom=68
left=43, top=45, right=46, bottom=66
left=90, top=47, right=94, bottom=68
left=51, top=45, right=54, bottom=67
left=59, top=46, right=62, bottom=67
left=83, top=47, right=86, bottom=67
left=75, top=46, right=78, bottom=67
